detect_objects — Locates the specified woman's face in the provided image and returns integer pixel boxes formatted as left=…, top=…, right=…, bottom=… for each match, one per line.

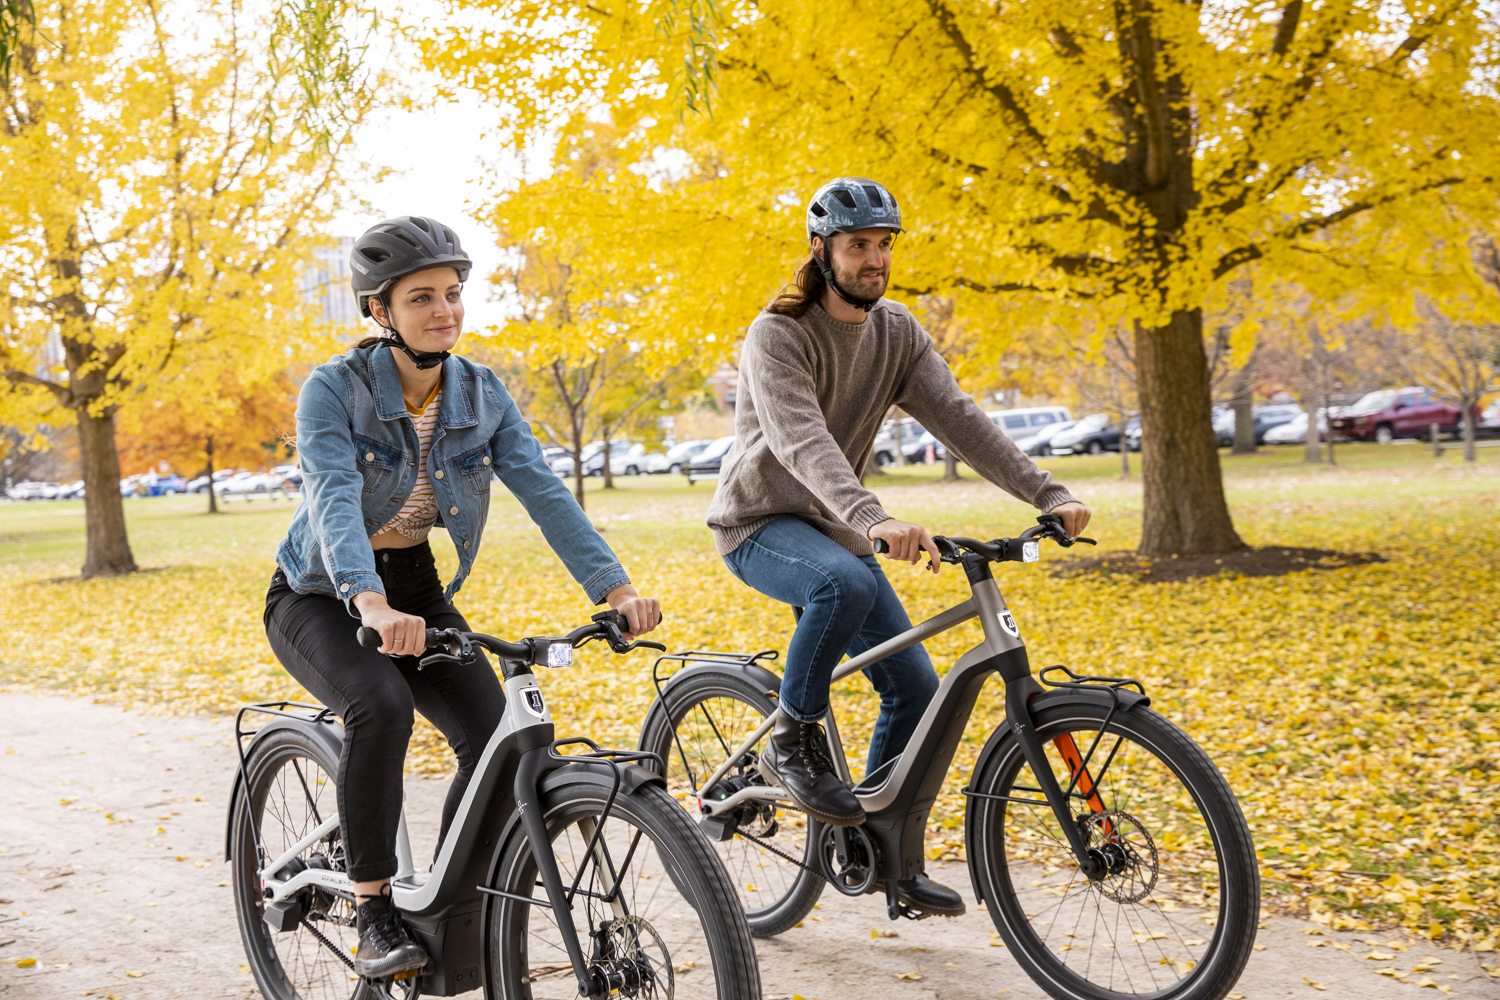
left=371, top=267, right=465, bottom=352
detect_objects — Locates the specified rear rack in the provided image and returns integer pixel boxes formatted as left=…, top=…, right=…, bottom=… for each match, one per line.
left=232, top=701, right=342, bottom=872
left=651, top=648, right=780, bottom=705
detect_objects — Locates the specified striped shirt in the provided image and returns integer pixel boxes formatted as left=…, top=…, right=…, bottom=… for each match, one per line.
left=378, top=380, right=443, bottom=540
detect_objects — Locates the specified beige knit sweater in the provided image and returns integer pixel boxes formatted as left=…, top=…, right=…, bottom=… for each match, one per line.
left=707, top=299, right=1078, bottom=556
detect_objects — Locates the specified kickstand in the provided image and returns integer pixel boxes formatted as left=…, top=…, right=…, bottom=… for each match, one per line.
left=883, top=880, right=921, bottom=921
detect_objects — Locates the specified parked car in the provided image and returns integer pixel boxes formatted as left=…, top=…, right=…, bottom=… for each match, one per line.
left=686, top=435, right=736, bottom=484
left=1050, top=413, right=1122, bottom=455
left=271, top=464, right=303, bottom=489
left=1249, top=404, right=1303, bottom=445
left=1479, top=399, right=1500, bottom=436
left=1329, top=387, right=1467, bottom=443
left=1213, top=407, right=1237, bottom=447
left=1264, top=410, right=1328, bottom=445
left=55, top=480, right=85, bottom=499
left=6, top=480, right=56, bottom=500
left=608, top=442, right=648, bottom=477
left=985, top=406, right=1072, bottom=439
left=549, top=443, right=605, bottom=478
left=647, top=439, right=712, bottom=475
left=1012, top=420, right=1077, bottom=457
left=1123, top=415, right=1141, bottom=451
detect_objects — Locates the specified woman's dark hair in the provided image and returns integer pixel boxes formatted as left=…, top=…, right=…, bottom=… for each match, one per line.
left=355, top=334, right=388, bottom=349
left=766, top=253, right=826, bottom=317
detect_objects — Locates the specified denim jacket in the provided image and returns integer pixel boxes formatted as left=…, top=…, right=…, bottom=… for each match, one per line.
left=275, top=344, right=629, bottom=610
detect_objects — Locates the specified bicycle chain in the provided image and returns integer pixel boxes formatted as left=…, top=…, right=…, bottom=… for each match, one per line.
left=733, top=826, right=830, bottom=885
left=300, top=914, right=357, bottom=971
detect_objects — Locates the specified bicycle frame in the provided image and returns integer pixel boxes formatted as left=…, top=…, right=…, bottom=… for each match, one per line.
left=237, top=654, right=663, bottom=998
left=690, top=553, right=1147, bottom=888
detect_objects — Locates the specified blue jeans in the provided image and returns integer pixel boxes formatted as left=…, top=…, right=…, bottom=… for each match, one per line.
left=722, top=517, right=940, bottom=774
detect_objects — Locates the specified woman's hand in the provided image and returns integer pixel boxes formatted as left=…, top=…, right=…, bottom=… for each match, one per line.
left=1050, top=501, right=1092, bottom=538
left=352, top=591, right=427, bottom=656
left=869, top=518, right=942, bottom=575
left=605, top=584, right=661, bottom=640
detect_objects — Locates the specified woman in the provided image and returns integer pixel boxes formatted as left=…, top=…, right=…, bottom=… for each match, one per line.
left=264, top=216, right=661, bottom=977
left=706, top=178, right=1089, bottom=917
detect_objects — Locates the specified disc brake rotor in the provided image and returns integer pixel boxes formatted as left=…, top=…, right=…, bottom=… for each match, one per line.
left=1078, top=809, right=1159, bottom=903
left=595, top=914, right=674, bottom=998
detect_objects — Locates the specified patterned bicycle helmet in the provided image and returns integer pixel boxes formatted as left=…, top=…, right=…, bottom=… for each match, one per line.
left=350, top=216, right=471, bottom=319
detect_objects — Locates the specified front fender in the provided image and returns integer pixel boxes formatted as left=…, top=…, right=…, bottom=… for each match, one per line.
left=964, top=680, right=1149, bottom=904
left=224, top=714, right=345, bottom=861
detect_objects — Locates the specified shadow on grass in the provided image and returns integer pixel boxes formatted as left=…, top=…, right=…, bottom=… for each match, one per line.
left=1051, top=546, right=1386, bottom=583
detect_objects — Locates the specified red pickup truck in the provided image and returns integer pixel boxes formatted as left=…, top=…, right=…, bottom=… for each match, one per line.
left=1329, top=387, right=1466, bottom=443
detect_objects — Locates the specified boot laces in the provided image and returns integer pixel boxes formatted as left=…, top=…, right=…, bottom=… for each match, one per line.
left=359, top=891, right=412, bottom=953
left=797, top=723, right=835, bottom=774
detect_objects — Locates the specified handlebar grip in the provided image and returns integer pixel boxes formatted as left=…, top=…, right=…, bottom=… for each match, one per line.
left=357, top=626, right=382, bottom=648
left=871, top=539, right=890, bottom=554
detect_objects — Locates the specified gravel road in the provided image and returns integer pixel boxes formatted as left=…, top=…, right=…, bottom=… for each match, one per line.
left=0, top=692, right=1488, bottom=1000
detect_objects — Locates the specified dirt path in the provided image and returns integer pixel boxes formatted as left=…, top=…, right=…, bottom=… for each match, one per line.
left=0, top=692, right=1488, bottom=999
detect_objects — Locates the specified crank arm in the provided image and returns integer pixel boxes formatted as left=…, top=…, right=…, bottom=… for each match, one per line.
left=698, top=784, right=790, bottom=815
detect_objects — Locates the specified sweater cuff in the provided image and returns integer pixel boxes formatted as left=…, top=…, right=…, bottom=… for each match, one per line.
left=1034, top=484, right=1078, bottom=512
left=845, top=502, right=894, bottom=537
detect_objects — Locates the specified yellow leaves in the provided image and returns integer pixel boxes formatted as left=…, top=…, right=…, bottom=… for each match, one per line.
left=14, top=958, right=35, bottom=968
left=1302, top=977, right=1327, bottom=991
left=895, top=971, right=923, bottom=981
left=871, top=928, right=898, bottom=938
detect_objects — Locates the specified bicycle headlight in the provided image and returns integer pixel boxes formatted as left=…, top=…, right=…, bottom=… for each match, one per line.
left=1022, top=540, right=1040, bottom=563
left=546, top=642, right=573, bottom=668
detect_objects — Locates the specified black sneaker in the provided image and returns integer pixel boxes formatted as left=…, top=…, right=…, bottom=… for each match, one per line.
left=756, top=714, right=864, bottom=826
left=895, top=872, right=966, bottom=918
left=354, top=885, right=428, bottom=979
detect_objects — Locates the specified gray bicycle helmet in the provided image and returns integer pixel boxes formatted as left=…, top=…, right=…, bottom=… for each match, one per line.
left=350, top=216, right=471, bottom=369
left=350, top=216, right=471, bottom=318
left=805, top=178, right=903, bottom=311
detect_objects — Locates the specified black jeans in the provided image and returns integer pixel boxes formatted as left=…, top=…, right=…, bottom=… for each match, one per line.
left=263, top=542, right=505, bottom=883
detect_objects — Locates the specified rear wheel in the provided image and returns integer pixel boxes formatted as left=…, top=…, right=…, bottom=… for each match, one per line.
left=486, top=778, right=761, bottom=998
left=639, top=670, right=825, bottom=937
left=231, top=728, right=387, bottom=1000
left=1087, top=440, right=1105, bottom=455
left=1375, top=423, right=1395, bottom=444
left=967, top=702, right=1258, bottom=1000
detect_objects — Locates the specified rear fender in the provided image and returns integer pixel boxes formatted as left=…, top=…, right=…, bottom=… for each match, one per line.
left=636, top=660, right=782, bottom=765
left=224, top=714, right=344, bottom=861
left=964, top=680, right=1150, bottom=904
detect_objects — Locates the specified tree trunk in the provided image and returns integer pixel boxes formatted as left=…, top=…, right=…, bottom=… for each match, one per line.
left=892, top=408, right=909, bottom=466
left=601, top=438, right=615, bottom=489
left=1135, top=309, right=1245, bottom=556
left=1231, top=361, right=1256, bottom=454
left=77, top=406, right=137, bottom=577
left=571, top=443, right=586, bottom=509
left=1119, top=414, right=1131, bottom=478
left=1462, top=403, right=1477, bottom=462
left=1323, top=391, right=1336, bottom=467
left=943, top=450, right=959, bottom=480
left=205, top=436, right=218, bottom=514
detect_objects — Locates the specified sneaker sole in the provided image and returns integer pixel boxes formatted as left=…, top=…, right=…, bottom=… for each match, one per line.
left=354, top=945, right=429, bottom=979
left=893, top=891, right=966, bottom=918
left=755, top=758, right=865, bottom=828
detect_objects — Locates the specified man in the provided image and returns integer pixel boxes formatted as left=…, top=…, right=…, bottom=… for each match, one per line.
left=706, top=177, right=1090, bottom=916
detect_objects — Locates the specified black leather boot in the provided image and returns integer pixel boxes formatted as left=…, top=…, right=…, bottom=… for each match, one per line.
left=756, top=714, right=864, bottom=826
left=353, top=884, right=429, bottom=978
left=895, top=872, right=966, bottom=917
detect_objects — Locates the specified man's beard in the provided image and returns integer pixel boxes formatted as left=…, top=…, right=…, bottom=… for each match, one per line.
left=832, top=262, right=887, bottom=300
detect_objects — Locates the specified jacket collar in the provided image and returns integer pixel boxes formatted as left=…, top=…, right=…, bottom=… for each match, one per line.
left=368, top=344, right=477, bottom=428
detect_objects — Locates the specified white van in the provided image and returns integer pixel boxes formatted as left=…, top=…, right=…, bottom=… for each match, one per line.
left=985, top=406, right=1072, bottom=439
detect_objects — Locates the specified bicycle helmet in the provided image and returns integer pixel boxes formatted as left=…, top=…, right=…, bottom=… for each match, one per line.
left=350, top=216, right=472, bottom=369
left=805, top=178, right=903, bottom=311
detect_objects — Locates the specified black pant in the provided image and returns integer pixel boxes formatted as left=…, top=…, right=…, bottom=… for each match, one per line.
left=263, top=542, right=505, bottom=883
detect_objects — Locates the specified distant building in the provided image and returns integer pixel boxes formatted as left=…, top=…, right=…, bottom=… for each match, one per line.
left=301, top=238, right=361, bottom=327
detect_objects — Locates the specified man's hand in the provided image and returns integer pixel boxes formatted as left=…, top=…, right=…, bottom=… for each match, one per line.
left=868, top=518, right=942, bottom=575
left=1051, top=501, right=1092, bottom=539
left=353, top=591, right=426, bottom=656
left=605, top=584, right=662, bottom=640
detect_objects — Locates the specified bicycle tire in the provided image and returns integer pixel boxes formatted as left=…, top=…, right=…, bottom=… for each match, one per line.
left=231, top=727, right=377, bottom=1000
left=485, top=777, right=761, bottom=999
left=638, top=668, right=825, bottom=937
left=967, top=701, right=1258, bottom=1000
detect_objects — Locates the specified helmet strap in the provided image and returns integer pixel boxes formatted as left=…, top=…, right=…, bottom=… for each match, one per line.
left=814, top=238, right=880, bottom=313
left=373, top=295, right=450, bottom=371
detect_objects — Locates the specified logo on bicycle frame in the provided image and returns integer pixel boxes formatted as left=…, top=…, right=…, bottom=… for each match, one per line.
left=520, top=686, right=547, bottom=719
left=997, top=609, right=1020, bottom=638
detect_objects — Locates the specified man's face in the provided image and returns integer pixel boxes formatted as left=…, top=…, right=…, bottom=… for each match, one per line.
left=817, top=228, right=895, bottom=300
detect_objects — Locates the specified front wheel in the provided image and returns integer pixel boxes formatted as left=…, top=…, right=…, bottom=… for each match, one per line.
left=967, top=701, right=1258, bottom=1000
left=1374, top=423, right=1395, bottom=444
left=486, top=777, right=761, bottom=999
left=1087, top=440, right=1105, bottom=455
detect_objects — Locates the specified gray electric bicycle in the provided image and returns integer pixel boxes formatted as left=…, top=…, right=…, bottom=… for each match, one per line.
left=638, top=515, right=1258, bottom=1000
left=228, top=611, right=760, bottom=1000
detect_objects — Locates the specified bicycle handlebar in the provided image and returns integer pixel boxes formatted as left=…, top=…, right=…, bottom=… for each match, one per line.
left=871, top=514, right=1096, bottom=565
left=356, top=610, right=666, bottom=670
